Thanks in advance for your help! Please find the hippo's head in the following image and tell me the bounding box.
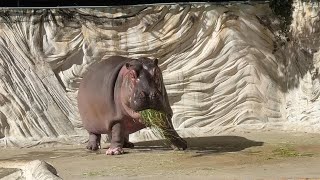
[123,57,166,112]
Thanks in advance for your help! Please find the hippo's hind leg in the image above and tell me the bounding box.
[86,132,101,151]
[123,134,134,148]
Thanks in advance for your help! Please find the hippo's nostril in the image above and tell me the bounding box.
[149,91,160,100]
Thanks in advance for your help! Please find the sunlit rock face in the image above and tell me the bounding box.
[283,1,320,132]
[0,2,319,147]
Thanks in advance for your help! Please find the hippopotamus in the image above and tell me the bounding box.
[77,56,187,155]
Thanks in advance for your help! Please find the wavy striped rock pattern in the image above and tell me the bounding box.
[283,1,320,132]
[0,2,319,147]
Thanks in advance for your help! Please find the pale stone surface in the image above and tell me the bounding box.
[0,160,61,180]
[0,2,319,147]
[283,1,320,132]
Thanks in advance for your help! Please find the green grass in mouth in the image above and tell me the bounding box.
[139,109,179,145]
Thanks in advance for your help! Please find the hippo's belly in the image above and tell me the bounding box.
[79,103,110,134]
[78,83,114,134]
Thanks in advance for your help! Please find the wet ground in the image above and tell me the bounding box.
[1,131,320,179]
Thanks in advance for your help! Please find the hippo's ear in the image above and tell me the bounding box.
[125,62,131,69]
[125,61,136,69]
[126,61,142,78]
[153,59,158,66]
[125,60,142,70]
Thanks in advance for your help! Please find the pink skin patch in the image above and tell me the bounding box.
[120,71,141,119]
[106,147,124,155]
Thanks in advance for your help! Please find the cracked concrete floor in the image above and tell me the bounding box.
[1,131,320,179]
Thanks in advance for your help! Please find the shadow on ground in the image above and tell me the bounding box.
[0,136,263,161]
[134,136,264,157]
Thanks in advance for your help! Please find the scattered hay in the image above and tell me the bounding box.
[272,146,314,157]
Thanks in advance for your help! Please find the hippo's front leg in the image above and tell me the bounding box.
[106,122,125,155]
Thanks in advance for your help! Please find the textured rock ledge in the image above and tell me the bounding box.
[0,160,61,180]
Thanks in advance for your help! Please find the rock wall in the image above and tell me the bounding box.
[0,1,319,147]
[283,1,320,132]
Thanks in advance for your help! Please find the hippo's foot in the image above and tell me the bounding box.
[123,141,134,148]
[169,137,188,151]
[106,147,124,155]
[86,141,100,151]
[86,133,101,151]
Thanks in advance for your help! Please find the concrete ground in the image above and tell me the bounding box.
[1,131,320,179]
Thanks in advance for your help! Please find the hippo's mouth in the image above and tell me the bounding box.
[133,106,150,112]
[132,102,163,112]
[131,95,164,113]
